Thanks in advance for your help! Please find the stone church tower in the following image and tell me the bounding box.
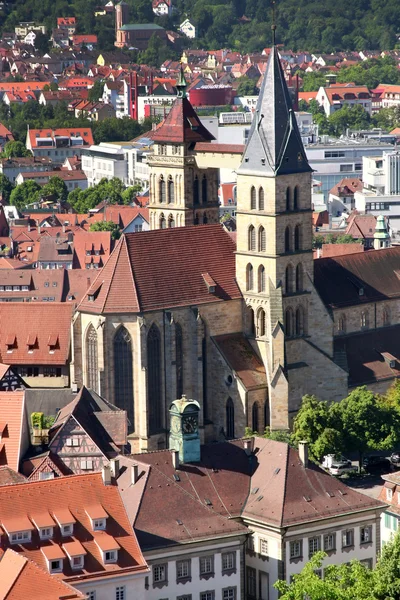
[147,69,220,229]
[236,46,347,427]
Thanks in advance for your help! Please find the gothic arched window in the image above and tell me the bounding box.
[226,397,235,439]
[168,214,175,228]
[248,225,256,251]
[258,226,266,252]
[147,324,162,434]
[294,225,301,251]
[257,308,266,337]
[264,398,270,429]
[202,175,208,203]
[258,187,265,210]
[258,265,265,292]
[203,213,208,224]
[159,213,166,229]
[361,311,369,329]
[193,175,200,205]
[296,263,303,292]
[285,308,294,337]
[293,186,299,210]
[285,264,293,294]
[175,323,183,399]
[383,307,390,326]
[168,176,174,203]
[338,314,346,333]
[250,186,256,210]
[246,263,254,291]
[285,226,291,252]
[114,326,134,431]
[86,324,98,393]
[252,402,259,433]
[295,307,304,336]
[247,305,255,336]
[194,214,199,225]
[286,187,291,211]
[159,176,166,203]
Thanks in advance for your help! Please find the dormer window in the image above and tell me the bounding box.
[6,334,16,353]
[53,508,76,537]
[27,334,37,353]
[63,540,87,570]
[50,559,63,573]
[62,523,73,536]
[39,527,53,540]
[72,555,84,569]
[105,550,117,562]
[86,504,108,531]
[10,530,31,544]
[94,518,106,530]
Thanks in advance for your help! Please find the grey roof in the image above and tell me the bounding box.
[25,388,76,419]
[238,46,312,177]
[120,23,164,31]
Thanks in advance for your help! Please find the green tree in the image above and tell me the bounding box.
[122,185,141,205]
[88,80,105,102]
[34,31,50,53]
[236,76,259,96]
[374,531,400,600]
[0,174,14,202]
[292,395,333,461]
[9,180,41,210]
[2,141,31,158]
[89,220,121,239]
[41,176,68,202]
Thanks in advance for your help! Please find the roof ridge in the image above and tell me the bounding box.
[279,442,290,528]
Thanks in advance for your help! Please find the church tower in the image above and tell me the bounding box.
[236,45,314,429]
[147,68,220,230]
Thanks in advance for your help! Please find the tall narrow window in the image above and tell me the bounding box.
[250,186,256,210]
[286,187,291,211]
[114,327,134,431]
[86,324,98,393]
[202,336,208,420]
[147,324,162,434]
[257,308,266,336]
[168,214,175,228]
[285,308,293,337]
[258,187,265,210]
[258,265,265,292]
[296,263,303,292]
[159,213,166,229]
[285,264,293,294]
[203,213,208,224]
[159,176,166,203]
[252,402,259,433]
[361,311,369,329]
[247,306,255,336]
[295,307,304,336]
[167,176,174,203]
[246,264,254,291]
[248,225,256,251]
[258,226,266,252]
[294,186,299,210]
[264,398,270,429]
[338,314,346,333]
[226,398,235,439]
[202,175,208,203]
[383,308,390,326]
[193,176,199,205]
[175,323,183,399]
[294,225,301,251]
[285,226,291,252]
[194,214,199,225]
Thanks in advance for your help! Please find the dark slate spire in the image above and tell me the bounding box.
[238,46,312,177]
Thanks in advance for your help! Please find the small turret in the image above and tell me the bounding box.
[373,215,391,250]
[169,396,201,464]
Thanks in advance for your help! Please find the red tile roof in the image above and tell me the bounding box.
[151,97,215,143]
[329,177,363,197]
[0,392,25,471]
[0,473,148,582]
[315,243,365,259]
[0,465,26,486]
[72,35,98,45]
[78,225,241,314]
[345,213,377,240]
[0,549,85,600]
[195,142,244,154]
[214,334,267,390]
[0,304,72,365]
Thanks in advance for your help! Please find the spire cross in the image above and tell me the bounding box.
[271,0,277,46]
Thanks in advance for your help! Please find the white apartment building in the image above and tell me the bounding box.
[355,151,400,234]
[81,143,131,187]
[179,19,196,38]
[316,85,372,116]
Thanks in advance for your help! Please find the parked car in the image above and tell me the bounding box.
[329,459,357,476]
[322,454,350,469]
[363,455,391,473]
[390,451,400,466]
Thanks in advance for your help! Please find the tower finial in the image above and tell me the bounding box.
[271,0,276,46]
[176,64,187,99]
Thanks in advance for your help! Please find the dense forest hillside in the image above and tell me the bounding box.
[2,0,400,53]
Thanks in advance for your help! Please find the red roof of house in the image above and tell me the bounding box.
[0,549,85,600]
[345,213,377,239]
[315,243,365,259]
[0,391,25,471]
[72,35,98,45]
[0,82,50,93]
[151,97,215,143]
[0,304,72,365]
[329,177,363,197]
[57,17,77,26]
[72,230,112,269]
[0,466,26,486]
[195,142,244,154]
[0,123,13,139]
[298,91,318,102]
[0,473,148,583]
[78,224,241,314]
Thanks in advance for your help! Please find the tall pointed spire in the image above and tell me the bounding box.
[176,64,187,99]
[238,46,312,177]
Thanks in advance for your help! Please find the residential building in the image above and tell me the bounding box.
[0,363,26,391]
[0,156,53,184]
[380,84,400,109]
[73,100,115,121]
[152,0,172,16]
[0,303,72,388]
[15,170,88,192]
[179,19,196,38]
[316,84,372,116]
[37,237,74,270]
[81,142,133,186]
[0,123,14,150]
[0,471,149,600]
[328,177,363,215]
[26,128,94,164]
[378,471,400,545]
[102,81,126,118]
[14,22,46,40]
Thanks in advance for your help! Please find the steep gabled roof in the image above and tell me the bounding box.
[238,46,312,177]
[78,225,240,314]
[151,96,215,143]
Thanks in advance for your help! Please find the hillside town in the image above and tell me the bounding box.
[4,1,400,600]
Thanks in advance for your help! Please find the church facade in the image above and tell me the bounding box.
[72,49,348,452]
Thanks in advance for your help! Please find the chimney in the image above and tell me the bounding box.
[298,441,309,468]
[102,463,112,485]
[38,225,41,234]
[110,458,120,478]
[171,449,179,470]
[131,463,139,484]
[243,438,253,456]
[27,222,31,232]
[62,223,66,233]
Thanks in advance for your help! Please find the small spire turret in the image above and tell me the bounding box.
[176,65,187,99]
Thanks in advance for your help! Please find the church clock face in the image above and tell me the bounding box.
[182,416,198,434]
[171,416,181,434]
